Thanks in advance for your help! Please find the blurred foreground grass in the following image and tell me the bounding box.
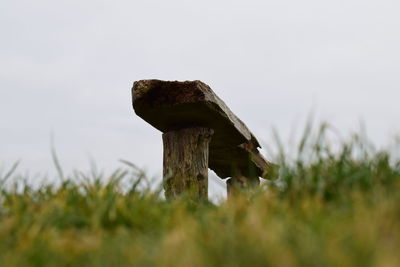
[0,124,399,267]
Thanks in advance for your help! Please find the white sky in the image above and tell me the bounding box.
[1,0,399,198]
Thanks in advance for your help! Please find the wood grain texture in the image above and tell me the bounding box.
[163,127,214,200]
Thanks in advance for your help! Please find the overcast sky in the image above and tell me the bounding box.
[1,0,399,198]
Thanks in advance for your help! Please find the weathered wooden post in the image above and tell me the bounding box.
[163,127,213,199]
[132,80,272,200]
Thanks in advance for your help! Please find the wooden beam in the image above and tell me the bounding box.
[132,80,272,179]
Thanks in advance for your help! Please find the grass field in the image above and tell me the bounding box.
[0,124,399,267]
